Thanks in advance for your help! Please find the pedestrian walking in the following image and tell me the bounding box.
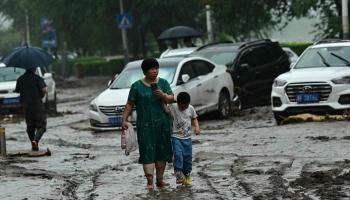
[121,58,174,190]
[15,67,48,151]
[169,92,200,186]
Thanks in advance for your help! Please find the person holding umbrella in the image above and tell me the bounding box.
[15,68,48,151]
[2,45,54,151]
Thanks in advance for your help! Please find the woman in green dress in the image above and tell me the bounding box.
[122,58,174,190]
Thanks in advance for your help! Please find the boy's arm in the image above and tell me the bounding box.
[192,118,200,135]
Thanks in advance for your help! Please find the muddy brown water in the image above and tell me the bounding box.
[1,77,350,199]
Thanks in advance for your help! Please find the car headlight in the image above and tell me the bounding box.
[331,76,350,84]
[273,79,287,87]
[89,103,98,111]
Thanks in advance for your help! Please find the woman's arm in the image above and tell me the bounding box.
[153,90,174,103]
[121,100,135,130]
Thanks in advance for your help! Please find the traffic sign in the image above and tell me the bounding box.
[116,13,133,29]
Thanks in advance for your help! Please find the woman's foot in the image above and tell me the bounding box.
[156,178,169,188]
[145,174,154,190]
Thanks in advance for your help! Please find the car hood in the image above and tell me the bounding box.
[278,67,350,82]
[0,81,16,91]
[93,88,130,106]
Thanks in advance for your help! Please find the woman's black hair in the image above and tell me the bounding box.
[177,92,191,104]
[141,58,159,73]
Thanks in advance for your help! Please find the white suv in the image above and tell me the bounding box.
[0,64,57,114]
[271,40,350,124]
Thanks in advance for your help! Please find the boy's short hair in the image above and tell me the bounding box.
[177,92,191,104]
[141,58,159,73]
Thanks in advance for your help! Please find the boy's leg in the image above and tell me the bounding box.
[172,137,185,184]
[182,138,193,185]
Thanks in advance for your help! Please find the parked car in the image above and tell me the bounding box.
[88,57,234,131]
[159,47,198,58]
[272,40,350,124]
[283,47,299,63]
[189,39,290,110]
[0,64,57,114]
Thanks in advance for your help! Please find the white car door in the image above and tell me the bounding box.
[191,60,217,109]
[172,61,200,107]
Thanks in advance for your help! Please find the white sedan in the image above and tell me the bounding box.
[0,63,57,114]
[88,57,234,131]
[272,41,350,124]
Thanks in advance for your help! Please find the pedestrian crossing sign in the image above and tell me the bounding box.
[117,14,133,29]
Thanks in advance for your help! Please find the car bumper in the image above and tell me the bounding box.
[88,109,137,131]
[271,83,350,115]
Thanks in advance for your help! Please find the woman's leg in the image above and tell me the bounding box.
[155,161,169,187]
[143,163,155,189]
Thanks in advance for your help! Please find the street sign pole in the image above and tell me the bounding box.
[342,0,349,39]
[119,0,129,64]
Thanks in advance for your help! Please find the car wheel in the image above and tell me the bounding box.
[274,112,288,125]
[218,91,230,119]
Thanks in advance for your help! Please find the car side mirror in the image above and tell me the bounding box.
[181,74,190,83]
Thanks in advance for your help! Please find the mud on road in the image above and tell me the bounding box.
[1,77,350,199]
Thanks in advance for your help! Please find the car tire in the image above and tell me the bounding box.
[274,112,288,125]
[218,91,231,119]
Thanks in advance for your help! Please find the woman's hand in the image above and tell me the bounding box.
[122,121,129,131]
[153,89,166,98]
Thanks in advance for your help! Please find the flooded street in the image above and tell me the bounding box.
[1,77,350,200]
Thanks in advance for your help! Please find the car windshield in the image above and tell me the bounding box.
[190,50,238,65]
[110,66,177,89]
[0,67,25,82]
[295,46,350,68]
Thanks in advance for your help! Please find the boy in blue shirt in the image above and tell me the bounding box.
[169,92,200,186]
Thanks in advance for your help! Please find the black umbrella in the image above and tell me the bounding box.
[2,46,54,69]
[157,26,202,40]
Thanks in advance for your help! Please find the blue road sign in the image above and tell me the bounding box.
[116,14,133,29]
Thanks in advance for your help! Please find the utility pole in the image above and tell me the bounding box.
[119,0,129,64]
[206,5,214,43]
[25,9,31,46]
[342,0,349,39]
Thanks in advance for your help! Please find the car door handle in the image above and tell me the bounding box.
[197,83,202,87]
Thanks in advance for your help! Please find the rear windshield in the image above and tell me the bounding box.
[110,66,176,89]
[0,67,25,82]
[190,50,238,65]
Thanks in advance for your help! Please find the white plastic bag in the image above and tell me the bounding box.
[122,122,138,156]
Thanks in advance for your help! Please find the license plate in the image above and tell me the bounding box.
[108,116,123,125]
[3,97,20,105]
[296,93,319,103]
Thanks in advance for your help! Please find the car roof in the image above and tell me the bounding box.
[124,57,183,70]
[311,41,350,48]
[194,39,275,52]
[160,47,198,58]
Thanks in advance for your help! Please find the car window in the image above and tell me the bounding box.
[252,46,273,66]
[239,49,255,67]
[295,46,350,68]
[110,66,176,89]
[0,67,25,82]
[179,62,196,80]
[192,60,214,76]
[270,45,285,61]
[190,50,238,65]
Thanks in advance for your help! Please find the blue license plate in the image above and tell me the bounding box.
[3,97,20,105]
[108,116,123,125]
[296,93,319,103]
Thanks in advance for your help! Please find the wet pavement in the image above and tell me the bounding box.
[1,77,350,199]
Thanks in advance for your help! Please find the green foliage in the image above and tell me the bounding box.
[0,29,21,56]
[280,42,313,55]
[51,57,124,77]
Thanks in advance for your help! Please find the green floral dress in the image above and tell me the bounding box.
[128,78,173,164]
